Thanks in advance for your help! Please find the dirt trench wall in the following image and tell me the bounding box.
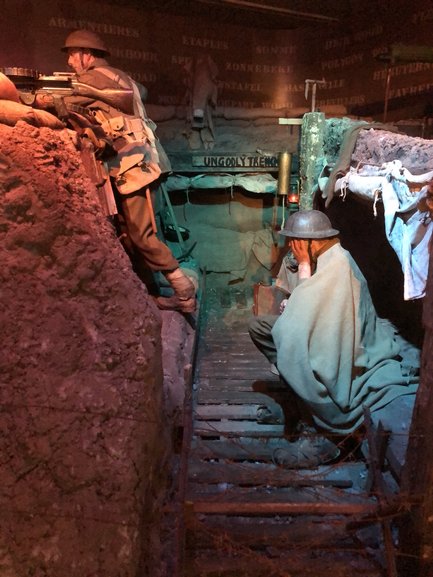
[0,122,168,576]
[321,119,428,345]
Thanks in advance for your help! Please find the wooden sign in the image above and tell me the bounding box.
[192,154,279,171]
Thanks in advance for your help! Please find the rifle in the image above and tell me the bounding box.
[79,136,118,217]
[1,67,120,216]
[0,67,134,118]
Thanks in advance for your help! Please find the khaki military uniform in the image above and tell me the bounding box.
[65,58,178,272]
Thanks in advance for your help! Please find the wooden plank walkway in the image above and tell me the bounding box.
[181,285,390,577]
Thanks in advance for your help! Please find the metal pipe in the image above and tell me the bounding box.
[383,65,392,123]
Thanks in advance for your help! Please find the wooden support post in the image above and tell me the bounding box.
[399,242,433,576]
[298,111,325,210]
[363,407,398,577]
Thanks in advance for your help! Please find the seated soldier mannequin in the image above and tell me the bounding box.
[249,210,419,467]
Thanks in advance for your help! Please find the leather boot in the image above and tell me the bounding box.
[155,295,196,313]
[272,435,340,469]
[158,268,197,313]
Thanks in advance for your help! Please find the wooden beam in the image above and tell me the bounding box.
[189,500,377,516]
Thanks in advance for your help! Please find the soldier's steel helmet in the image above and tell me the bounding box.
[280,210,339,239]
[62,30,110,56]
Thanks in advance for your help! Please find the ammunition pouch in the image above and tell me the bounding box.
[93,106,172,193]
[101,114,147,141]
[107,141,161,195]
[81,127,115,159]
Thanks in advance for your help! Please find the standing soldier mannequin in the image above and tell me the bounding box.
[60,29,196,313]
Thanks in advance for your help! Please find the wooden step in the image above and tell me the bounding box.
[196,390,290,405]
[186,513,362,548]
[197,378,283,392]
[198,365,277,380]
[194,403,284,424]
[185,549,382,577]
[190,437,300,461]
[194,420,285,438]
[188,459,365,489]
[187,496,378,516]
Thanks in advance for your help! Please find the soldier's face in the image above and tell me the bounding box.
[67,49,92,73]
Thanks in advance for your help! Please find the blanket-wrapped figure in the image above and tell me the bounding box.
[249,210,419,440]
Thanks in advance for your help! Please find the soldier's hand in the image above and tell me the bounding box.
[289,239,311,280]
[34,93,55,109]
[290,239,310,265]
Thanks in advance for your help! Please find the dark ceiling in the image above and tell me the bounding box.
[120,0,358,30]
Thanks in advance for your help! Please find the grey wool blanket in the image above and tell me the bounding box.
[271,244,418,434]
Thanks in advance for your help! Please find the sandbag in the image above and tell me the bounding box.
[171,198,274,232]
[0,72,19,102]
[0,99,64,129]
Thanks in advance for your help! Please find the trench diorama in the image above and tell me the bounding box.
[1,39,433,577]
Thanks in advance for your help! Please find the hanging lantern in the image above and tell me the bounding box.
[288,182,299,205]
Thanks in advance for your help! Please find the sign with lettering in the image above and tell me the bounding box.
[192,155,279,170]
[2,0,432,120]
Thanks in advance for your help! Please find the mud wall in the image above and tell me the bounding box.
[0,121,168,577]
[320,120,429,346]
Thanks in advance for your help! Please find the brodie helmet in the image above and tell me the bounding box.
[280,210,339,239]
[62,30,110,56]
